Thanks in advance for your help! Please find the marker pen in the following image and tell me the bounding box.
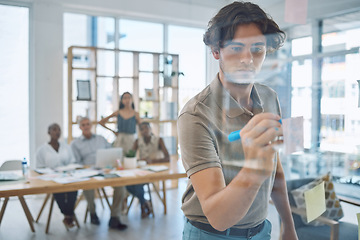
[228,119,282,142]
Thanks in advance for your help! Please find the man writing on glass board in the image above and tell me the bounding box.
[178,2,298,239]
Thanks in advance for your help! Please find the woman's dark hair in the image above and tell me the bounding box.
[204,1,286,53]
[48,123,60,133]
[119,92,135,109]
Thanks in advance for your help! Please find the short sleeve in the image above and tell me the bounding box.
[178,113,221,178]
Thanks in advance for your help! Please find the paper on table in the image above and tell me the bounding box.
[71,169,100,178]
[113,170,137,177]
[284,0,308,24]
[53,177,90,184]
[55,163,83,172]
[304,181,326,223]
[113,169,153,177]
[35,168,55,174]
[142,165,168,172]
[37,173,63,181]
[282,116,304,155]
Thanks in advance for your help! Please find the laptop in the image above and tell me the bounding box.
[95,148,123,168]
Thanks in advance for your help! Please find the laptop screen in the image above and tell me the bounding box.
[95,148,123,168]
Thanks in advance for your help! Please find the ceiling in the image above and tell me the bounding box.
[164,0,360,29]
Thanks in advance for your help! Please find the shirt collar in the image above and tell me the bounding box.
[210,74,264,118]
[143,134,156,144]
[80,134,95,141]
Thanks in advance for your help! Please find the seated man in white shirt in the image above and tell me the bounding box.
[71,117,127,230]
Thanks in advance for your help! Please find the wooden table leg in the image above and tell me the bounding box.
[18,196,35,232]
[162,180,167,215]
[101,188,111,208]
[74,191,84,209]
[36,194,50,222]
[45,195,55,234]
[96,188,105,209]
[0,197,9,225]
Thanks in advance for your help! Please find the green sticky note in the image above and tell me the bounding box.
[357,213,360,240]
[304,181,326,223]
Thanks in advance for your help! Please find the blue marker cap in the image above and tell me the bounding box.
[228,130,241,142]
[228,119,282,142]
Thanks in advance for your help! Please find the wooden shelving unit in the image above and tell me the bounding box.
[67,46,179,161]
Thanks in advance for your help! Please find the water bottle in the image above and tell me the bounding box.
[22,157,29,180]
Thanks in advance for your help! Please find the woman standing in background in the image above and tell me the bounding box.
[98,92,141,156]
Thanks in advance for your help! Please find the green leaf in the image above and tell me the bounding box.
[125,149,136,158]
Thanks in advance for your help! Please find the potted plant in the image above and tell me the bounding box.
[124,150,137,169]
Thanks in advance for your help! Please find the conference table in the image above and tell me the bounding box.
[0,162,187,233]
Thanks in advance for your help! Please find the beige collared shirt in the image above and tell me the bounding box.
[138,134,164,160]
[178,75,281,229]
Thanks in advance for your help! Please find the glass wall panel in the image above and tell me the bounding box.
[291,59,312,149]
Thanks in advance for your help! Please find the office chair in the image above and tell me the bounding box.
[0,160,35,232]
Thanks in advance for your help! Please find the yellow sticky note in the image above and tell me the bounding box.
[357,213,360,240]
[304,181,326,223]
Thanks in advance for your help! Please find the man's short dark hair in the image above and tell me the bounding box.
[204,1,285,53]
[139,122,151,128]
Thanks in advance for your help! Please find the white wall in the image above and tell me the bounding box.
[31,0,64,166]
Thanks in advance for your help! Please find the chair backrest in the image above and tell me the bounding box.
[286,178,315,229]
[0,160,23,171]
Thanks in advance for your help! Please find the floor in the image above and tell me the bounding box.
[0,178,357,240]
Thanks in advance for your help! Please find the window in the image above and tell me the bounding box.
[168,25,206,110]
[291,37,312,56]
[63,13,116,141]
[119,19,163,52]
[291,59,312,149]
[0,5,29,165]
[64,14,207,143]
[322,11,360,53]
[320,53,360,152]
[287,11,360,179]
